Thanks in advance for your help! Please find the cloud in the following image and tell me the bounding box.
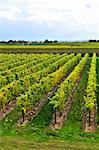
[0,0,99,40]
[0,6,22,21]
[0,0,98,22]
[85,4,92,8]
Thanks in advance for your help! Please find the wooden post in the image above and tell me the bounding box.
[82,108,87,131]
[54,108,57,124]
[22,109,25,123]
[89,107,96,131]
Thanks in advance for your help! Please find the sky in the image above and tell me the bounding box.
[0,0,99,41]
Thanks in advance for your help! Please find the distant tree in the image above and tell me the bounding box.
[89,40,97,42]
[49,40,52,43]
[8,40,15,44]
[44,39,58,43]
[44,39,50,43]
[0,41,7,44]
[54,40,58,43]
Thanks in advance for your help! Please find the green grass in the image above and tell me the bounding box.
[27,100,53,128]
[0,106,21,135]
[0,136,99,150]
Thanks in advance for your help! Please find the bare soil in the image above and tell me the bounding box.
[0,100,16,120]
[82,105,97,132]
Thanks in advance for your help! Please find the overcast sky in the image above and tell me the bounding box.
[0,0,99,41]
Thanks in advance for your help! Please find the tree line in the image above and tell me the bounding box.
[0,39,58,45]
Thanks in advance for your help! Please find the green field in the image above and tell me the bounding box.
[1,41,99,47]
[0,42,99,54]
[0,53,99,150]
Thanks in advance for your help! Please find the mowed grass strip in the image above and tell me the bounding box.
[0,136,99,150]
